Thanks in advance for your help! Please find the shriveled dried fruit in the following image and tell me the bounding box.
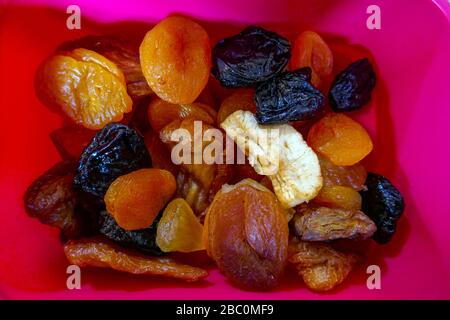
[319,155,367,191]
[104,168,176,230]
[360,173,404,244]
[50,126,96,160]
[99,210,162,256]
[307,113,373,166]
[288,238,358,291]
[313,185,362,210]
[176,170,210,215]
[64,237,207,281]
[140,16,211,104]
[221,110,322,208]
[144,130,178,176]
[329,58,376,112]
[212,26,291,87]
[74,123,152,199]
[290,31,333,87]
[37,48,132,129]
[291,205,376,241]
[205,179,288,291]
[255,68,325,124]
[58,35,152,99]
[217,89,257,124]
[156,198,205,253]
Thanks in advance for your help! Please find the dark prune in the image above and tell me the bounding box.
[329,58,376,112]
[99,211,163,256]
[23,161,96,239]
[360,172,404,244]
[73,123,151,199]
[212,26,291,87]
[255,68,325,124]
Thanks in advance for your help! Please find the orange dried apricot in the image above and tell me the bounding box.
[140,16,211,104]
[319,155,367,191]
[217,89,257,124]
[313,185,362,210]
[104,168,176,230]
[156,198,205,253]
[307,113,373,166]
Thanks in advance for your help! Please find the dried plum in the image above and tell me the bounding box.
[329,58,376,112]
[99,211,163,256]
[212,26,291,87]
[360,172,404,244]
[73,123,152,199]
[255,68,325,124]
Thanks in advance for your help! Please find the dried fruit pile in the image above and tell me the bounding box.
[24,17,404,292]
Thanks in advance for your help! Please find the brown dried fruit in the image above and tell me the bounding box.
[144,130,179,176]
[176,170,210,215]
[319,155,367,191]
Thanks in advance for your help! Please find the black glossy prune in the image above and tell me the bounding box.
[360,172,405,244]
[99,211,163,256]
[73,123,151,199]
[329,58,376,112]
[212,26,291,87]
[255,68,325,124]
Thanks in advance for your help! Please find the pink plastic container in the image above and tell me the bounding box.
[0,0,449,299]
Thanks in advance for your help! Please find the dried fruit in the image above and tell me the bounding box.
[221,110,322,208]
[313,185,362,210]
[217,89,257,124]
[329,58,376,112]
[288,238,358,291]
[104,168,176,230]
[148,98,216,132]
[205,179,288,291]
[212,26,291,87]
[58,35,152,99]
[127,96,152,135]
[37,48,132,129]
[74,123,152,199]
[291,205,376,241]
[290,31,333,87]
[50,126,96,160]
[307,113,373,166]
[255,68,325,124]
[144,130,178,176]
[156,198,205,252]
[176,170,210,215]
[64,237,207,281]
[360,173,404,244]
[319,155,367,191]
[140,16,211,104]
[99,210,162,256]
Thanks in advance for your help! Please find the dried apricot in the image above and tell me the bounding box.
[319,155,367,191]
[144,130,178,176]
[50,126,96,160]
[104,168,176,230]
[313,185,362,210]
[307,113,373,166]
[140,16,211,104]
[156,198,205,253]
[217,89,257,124]
[290,31,333,87]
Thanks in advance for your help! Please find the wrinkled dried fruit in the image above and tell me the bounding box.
[217,89,257,124]
[140,16,211,104]
[313,185,362,210]
[148,98,217,132]
[58,35,152,99]
[99,211,162,256]
[255,68,325,124]
[221,111,322,208]
[156,198,205,253]
[176,170,210,215]
[212,26,291,87]
[291,205,376,241]
[360,173,404,244]
[144,130,178,176]
[64,237,207,281]
[329,58,376,112]
[307,113,373,166]
[37,48,132,129]
[74,123,152,199]
[205,179,288,290]
[319,155,367,191]
[209,163,235,199]
[290,31,333,87]
[50,126,96,160]
[104,168,176,230]
[288,238,358,291]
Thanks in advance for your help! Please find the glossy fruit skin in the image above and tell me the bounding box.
[319,155,367,191]
[329,58,376,112]
[140,16,211,104]
[360,173,405,244]
[98,211,163,256]
[313,185,362,210]
[255,68,325,124]
[217,89,257,124]
[50,126,96,160]
[212,26,291,87]
[74,123,152,199]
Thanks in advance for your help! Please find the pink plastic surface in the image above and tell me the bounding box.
[0,0,449,299]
